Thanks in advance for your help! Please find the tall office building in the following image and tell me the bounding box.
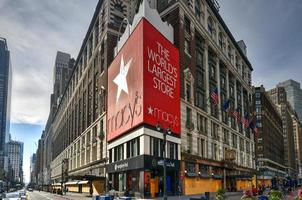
[40,52,75,186]
[254,86,285,186]
[277,80,302,123]
[52,51,75,108]
[0,37,12,172]
[30,153,37,185]
[269,87,297,178]
[7,139,24,183]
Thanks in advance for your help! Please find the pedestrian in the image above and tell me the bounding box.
[252,185,257,196]
[298,187,302,199]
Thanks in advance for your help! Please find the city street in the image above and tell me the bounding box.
[27,191,68,200]
[1,0,302,200]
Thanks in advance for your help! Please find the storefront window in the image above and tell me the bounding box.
[212,167,223,177]
[150,137,164,157]
[114,144,124,162]
[186,162,195,173]
[168,142,178,160]
[127,137,140,158]
[109,149,113,163]
[199,164,210,176]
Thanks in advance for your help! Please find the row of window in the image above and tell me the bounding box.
[186,127,251,154]
[186,105,250,138]
[109,137,140,163]
[185,1,252,85]
[108,136,179,163]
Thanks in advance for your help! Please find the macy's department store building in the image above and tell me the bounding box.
[105,1,181,198]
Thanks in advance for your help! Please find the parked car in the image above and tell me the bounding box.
[19,190,26,199]
[27,188,33,192]
[3,192,19,200]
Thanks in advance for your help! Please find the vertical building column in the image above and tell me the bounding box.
[204,42,212,158]
[216,57,221,121]
[226,69,230,127]
[216,56,223,161]
[90,131,93,162]
[234,80,238,132]
[204,42,210,114]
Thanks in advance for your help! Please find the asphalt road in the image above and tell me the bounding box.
[27,191,68,200]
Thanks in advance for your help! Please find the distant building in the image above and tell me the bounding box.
[42,51,75,186]
[289,107,302,183]
[52,51,75,108]
[30,154,37,184]
[269,87,297,178]
[254,86,286,186]
[0,37,12,172]
[7,139,24,183]
[277,80,302,124]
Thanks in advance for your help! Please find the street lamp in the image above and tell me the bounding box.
[156,123,171,200]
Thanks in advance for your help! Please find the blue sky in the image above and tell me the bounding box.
[10,123,43,183]
[1,0,302,183]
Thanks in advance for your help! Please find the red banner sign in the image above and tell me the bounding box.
[107,18,180,141]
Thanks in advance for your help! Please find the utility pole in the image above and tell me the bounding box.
[156,124,171,200]
[163,130,167,200]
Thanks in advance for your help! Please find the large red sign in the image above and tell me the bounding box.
[107,18,180,142]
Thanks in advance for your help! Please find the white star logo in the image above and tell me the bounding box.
[113,55,132,103]
[147,106,154,115]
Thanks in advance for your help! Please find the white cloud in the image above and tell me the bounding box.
[0,0,98,183]
[0,0,98,125]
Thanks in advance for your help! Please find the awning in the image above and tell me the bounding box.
[52,183,61,186]
[78,180,89,184]
[65,181,79,185]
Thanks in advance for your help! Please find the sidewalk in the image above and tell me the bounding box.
[57,191,243,200]
[52,191,243,200]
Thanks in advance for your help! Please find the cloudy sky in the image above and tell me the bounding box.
[0,0,98,183]
[1,0,302,183]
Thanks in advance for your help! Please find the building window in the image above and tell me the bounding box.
[168,142,178,159]
[211,122,219,140]
[195,0,201,19]
[255,100,261,105]
[246,141,250,153]
[186,162,195,173]
[232,133,237,148]
[196,70,204,88]
[187,133,193,153]
[184,17,191,55]
[207,16,215,37]
[197,113,207,134]
[221,76,226,89]
[199,164,210,176]
[223,128,229,144]
[158,0,168,11]
[197,138,205,157]
[109,149,113,163]
[212,143,218,160]
[150,137,163,157]
[196,91,205,110]
[114,144,124,162]
[255,93,260,98]
[218,32,224,49]
[186,107,192,125]
[240,138,244,151]
[210,65,216,79]
[127,137,140,158]
[186,82,192,103]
